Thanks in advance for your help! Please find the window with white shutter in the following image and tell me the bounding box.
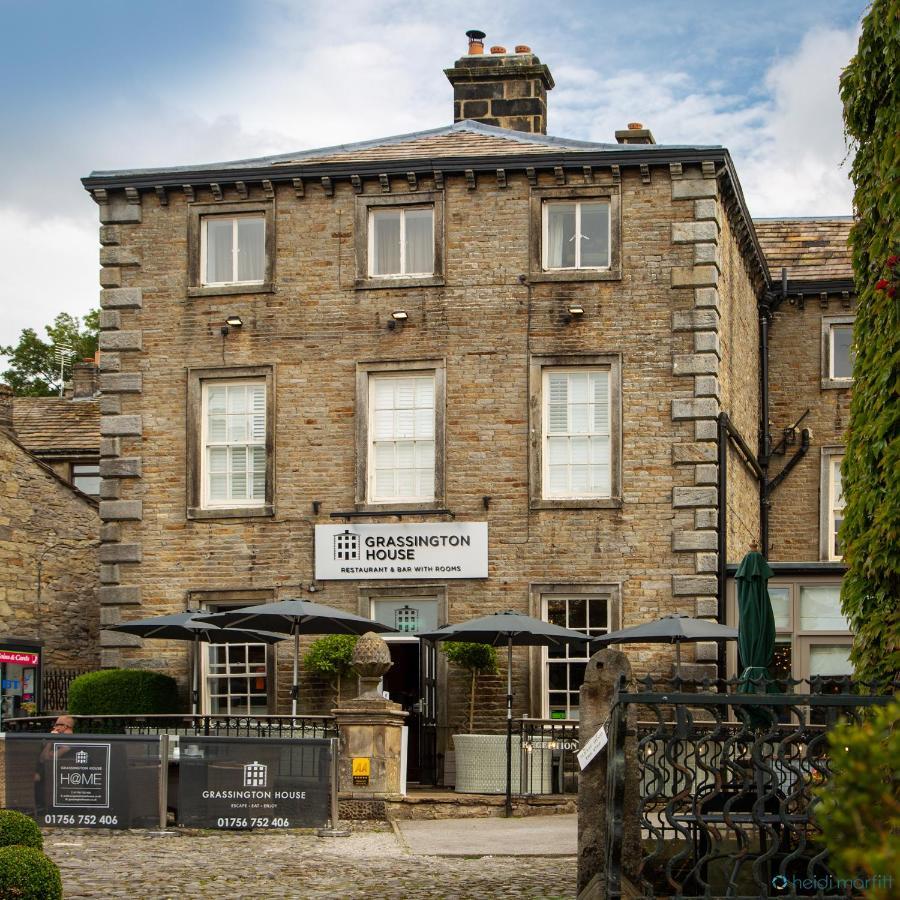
[368,374,435,503]
[202,381,267,508]
[201,215,266,285]
[543,368,611,498]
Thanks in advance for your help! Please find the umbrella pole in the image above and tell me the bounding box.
[505,637,513,818]
[192,633,199,716]
[675,641,682,678]
[291,623,299,718]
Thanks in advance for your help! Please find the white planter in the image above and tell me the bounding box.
[453,733,553,794]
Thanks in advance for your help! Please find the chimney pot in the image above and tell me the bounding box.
[490,45,506,54]
[466,29,485,55]
[515,45,531,53]
[628,122,643,130]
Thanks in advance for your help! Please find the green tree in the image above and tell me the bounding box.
[304,635,359,705]
[813,700,900,898]
[838,0,900,685]
[0,310,100,396]
[442,642,498,734]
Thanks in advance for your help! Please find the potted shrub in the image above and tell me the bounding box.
[304,635,359,708]
[0,846,63,900]
[441,641,553,795]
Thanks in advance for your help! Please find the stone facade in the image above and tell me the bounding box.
[0,386,100,670]
[80,44,853,770]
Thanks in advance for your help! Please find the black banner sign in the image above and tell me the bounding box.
[4,734,164,829]
[176,737,333,830]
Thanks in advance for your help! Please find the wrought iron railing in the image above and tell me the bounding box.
[605,675,897,899]
[515,718,580,795]
[40,668,91,713]
[3,713,337,739]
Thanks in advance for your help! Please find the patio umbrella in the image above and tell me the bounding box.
[593,614,739,677]
[735,549,777,727]
[417,610,591,817]
[196,599,396,716]
[109,611,287,714]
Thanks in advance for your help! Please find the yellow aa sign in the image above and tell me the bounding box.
[352,757,370,785]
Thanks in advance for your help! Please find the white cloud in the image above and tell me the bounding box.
[0,15,860,353]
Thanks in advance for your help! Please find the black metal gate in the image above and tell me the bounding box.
[604,676,894,899]
[418,640,438,785]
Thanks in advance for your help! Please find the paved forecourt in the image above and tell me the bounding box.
[45,823,578,899]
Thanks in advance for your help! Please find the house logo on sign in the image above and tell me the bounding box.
[75,751,89,764]
[334,530,360,561]
[243,761,267,788]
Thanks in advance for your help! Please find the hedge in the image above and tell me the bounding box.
[0,846,63,900]
[0,811,42,851]
[68,668,180,716]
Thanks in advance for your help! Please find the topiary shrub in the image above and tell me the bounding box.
[0,846,63,900]
[304,635,358,705]
[441,642,499,734]
[813,700,900,898]
[0,810,42,851]
[68,669,180,716]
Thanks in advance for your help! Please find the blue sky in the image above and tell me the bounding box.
[0,0,867,352]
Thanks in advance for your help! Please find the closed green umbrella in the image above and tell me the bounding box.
[735,549,776,727]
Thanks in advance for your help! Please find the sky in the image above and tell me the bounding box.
[0,0,867,356]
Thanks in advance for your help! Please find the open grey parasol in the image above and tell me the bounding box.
[593,613,738,676]
[197,599,396,716]
[108,611,287,714]
[417,610,590,816]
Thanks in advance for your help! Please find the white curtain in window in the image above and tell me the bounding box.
[831,326,854,378]
[799,586,848,631]
[237,218,265,282]
[545,370,610,497]
[205,382,266,506]
[404,208,434,274]
[546,203,575,268]
[373,211,401,275]
[206,218,234,283]
[371,375,434,501]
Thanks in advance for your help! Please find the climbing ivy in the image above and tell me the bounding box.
[838,0,900,685]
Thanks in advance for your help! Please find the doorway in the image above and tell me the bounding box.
[370,597,441,785]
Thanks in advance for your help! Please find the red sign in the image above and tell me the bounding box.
[0,650,39,666]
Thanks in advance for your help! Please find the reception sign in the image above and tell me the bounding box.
[4,734,166,828]
[315,523,488,580]
[177,737,334,829]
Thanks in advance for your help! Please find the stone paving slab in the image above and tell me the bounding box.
[395,813,578,856]
[43,824,578,899]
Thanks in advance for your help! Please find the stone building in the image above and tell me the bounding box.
[0,384,100,723]
[12,361,101,497]
[79,36,853,781]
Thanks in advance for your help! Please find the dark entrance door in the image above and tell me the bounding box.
[383,641,438,785]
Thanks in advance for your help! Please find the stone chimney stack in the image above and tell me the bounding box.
[72,360,99,399]
[0,384,14,436]
[615,122,656,145]
[445,31,554,134]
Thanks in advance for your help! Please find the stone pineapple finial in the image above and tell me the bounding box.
[352,631,393,699]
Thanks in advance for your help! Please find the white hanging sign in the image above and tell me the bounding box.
[576,724,609,770]
[315,523,488,580]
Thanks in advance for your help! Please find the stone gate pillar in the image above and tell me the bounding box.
[332,632,408,816]
[577,647,641,898]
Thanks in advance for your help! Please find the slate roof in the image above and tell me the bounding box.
[12,397,100,455]
[753,217,854,282]
[87,121,718,179]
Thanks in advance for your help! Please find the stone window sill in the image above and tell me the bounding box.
[530,497,623,511]
[188,283,275,298]
[528,270,621,284]
[355,275,444,291]
[820,378,853,391]
[187,504,275,521]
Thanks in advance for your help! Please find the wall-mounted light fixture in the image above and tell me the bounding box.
[221,315,244,336]
[564,304,585,324]
[387,310,409,330]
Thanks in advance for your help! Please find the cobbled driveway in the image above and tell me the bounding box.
[44,824,577,899]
